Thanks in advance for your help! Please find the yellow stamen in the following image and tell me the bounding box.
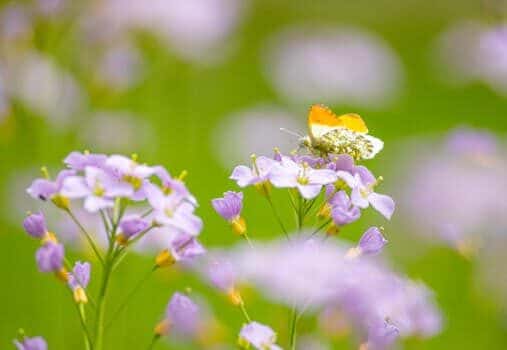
[178,170,188,181]
[51,195,69,210]
[55,267,69,282]
[226,287,243,306]
[40,166,50,179]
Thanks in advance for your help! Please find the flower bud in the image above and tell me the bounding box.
[156,249,176,268]
[51,194,70,210]
[23,212,47,238]
[154,320,171,336]
[231,217,247,236]
[73,286,88,304]
[227,288,243,306]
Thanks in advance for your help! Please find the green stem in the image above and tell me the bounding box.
[288,307,298,350]
[105,267,156,331]
[94,258,112,350]
[76,303,93,350]
[146,335,160,350]
[265,194,290,240]
[66,209,105,266]
[239,302,252,323]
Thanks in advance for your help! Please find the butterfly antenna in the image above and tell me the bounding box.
[279,128,303,139]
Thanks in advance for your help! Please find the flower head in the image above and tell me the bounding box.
[119,215,149,239]
[269,158,337,199]
[212,191,243,221]
[329,190,361,226]
[239,322,281,350]
[35,242,64,273]
[14,336,47,350]
[170,233,206,262]
[27,169,75,201]
[68,261,91,289]
[23,212,47,238]
[348,174,395,220]
[105,154,156,200]
[357,227,388,255]
[230,156,277,187]
[165,292,201,337]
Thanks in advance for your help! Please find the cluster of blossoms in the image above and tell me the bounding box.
[206,140,440,349]
[19,151,205,350]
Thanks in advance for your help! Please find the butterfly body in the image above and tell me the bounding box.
[301,105,383,160]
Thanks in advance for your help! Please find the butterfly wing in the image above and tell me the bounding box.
[308,104,368,140]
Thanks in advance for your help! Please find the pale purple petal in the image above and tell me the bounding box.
[27,179,58,200]
[307,169,338,185]
[61,176,90,198]
[351,186,369,208]
[14,336,47,350]
[358,227,388,255]
[23,212,47,238]
[297,184,323,199]
[239,321,279,349]
[84,196,114,213]
[64,151,107,171]
[369,192,395,220]
[269,165,298,188]
[36,242,64,272]
[211,191,243,221]
[166,292,200,337]
[119,215,149,238]
[230,165,255,187]
[335,171,356,187]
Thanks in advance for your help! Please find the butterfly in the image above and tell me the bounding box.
[299,104,384,160]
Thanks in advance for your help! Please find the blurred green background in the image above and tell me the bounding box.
[1,0,507,349]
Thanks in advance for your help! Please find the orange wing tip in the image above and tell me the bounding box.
[308,104,368,133]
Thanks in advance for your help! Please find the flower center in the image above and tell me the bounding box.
[123,174,143,190]
[297,175,309,185]
[93,183,105,197]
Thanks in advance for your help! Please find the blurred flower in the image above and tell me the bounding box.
[395,128,507,251]
[80,111,154,153]
[217,237,441,345]
[164,292,200,337]
[14,336,47,350]
[36,0,66,16]
[23,212,47,238]
[435,21,507,95]
[212,105,303,168]
[3,52,85,128]
[105,154,156,200]
[97,43,143,90]
[86,0,245,63]
[68,261,91,303]
[0,4,32,42]
[238,321,281,350]
[264,26,403,108]
[35,242,64,273]
[269,157,338,199]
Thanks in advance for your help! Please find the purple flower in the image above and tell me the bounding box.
[165,292,200,337]
[27,169,75,201]
[119,215,149,238]
[348,175,395,220]
[239,322,281,350]
[14,336,47,350]
[105,155,156,199]
[170,233,206,262]
[207,258,236,292]
[23,212,47,238]
[366,320,399,350]
[146,184,202,236]
[357,227,388,255]
[61,166,133,212]
[269,158,337,199]
[153,166,197,205]
[64,151,107,171]
[230,156,277,187]
[68,261,91,289]
[329,190,361,226]
[36,242,64,272]
[445,127,498,156]
[212,191,243,221]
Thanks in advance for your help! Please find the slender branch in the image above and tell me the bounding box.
[265,194,290,240]
[146,335,160,350]
[105,266,156,330]
[310,219,332,238]
[66,209,105,266]
[239,302,252,323]
[76,303,93,350]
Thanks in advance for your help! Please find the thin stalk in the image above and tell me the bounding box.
[310,219,332,237]
[76,303,93,350]
[66,209,105,266]
[105,267,156,330]
[243,232,254,248]
[239,302,252,323]
[146,335,160,350]
[265,194,290,240]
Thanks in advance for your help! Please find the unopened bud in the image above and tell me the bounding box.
[154,319,171,336]
[73,287,88,304]
[231,217,247,236]
[52,195,70,210]
[116,233,129,246]
[155,249,176,268]
[227,288,243,306]
[55,267,69,282]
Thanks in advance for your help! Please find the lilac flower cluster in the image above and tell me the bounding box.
[207,130,440,349]
[20,151,206,350]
